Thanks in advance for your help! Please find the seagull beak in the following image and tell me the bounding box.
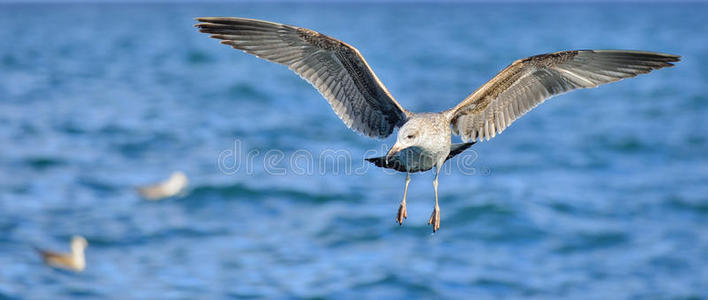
[385,144,403,164]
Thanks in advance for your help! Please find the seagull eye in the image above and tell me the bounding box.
[406,134,415,139]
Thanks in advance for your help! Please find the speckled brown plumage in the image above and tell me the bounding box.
[195,17,680,232]
[195,17,408,139]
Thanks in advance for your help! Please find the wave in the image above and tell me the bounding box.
[185,182,361,204]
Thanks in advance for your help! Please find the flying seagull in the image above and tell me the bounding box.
[36,235,88,272]
[195,17,679,232]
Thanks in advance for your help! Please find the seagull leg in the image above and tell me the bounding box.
[428,171,441,232]
[397,173,410,225]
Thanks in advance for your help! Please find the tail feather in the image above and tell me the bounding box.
[365,156,409,172]
[447,142,476,160]
[365,142,476,173]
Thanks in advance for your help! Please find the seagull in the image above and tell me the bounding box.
[195,17,679,232]
[137,171,188,200]
[36,235,88,272]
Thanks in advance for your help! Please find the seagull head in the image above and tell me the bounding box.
[386,120,425,164]
[71,236,88,253]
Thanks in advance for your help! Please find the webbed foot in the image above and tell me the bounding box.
[428,206,440,232]
[396,201,407,225]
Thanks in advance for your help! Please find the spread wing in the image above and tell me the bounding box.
[195,17,410,139]
[449,50,680,142]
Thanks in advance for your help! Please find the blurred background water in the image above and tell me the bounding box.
[0,2,707,299]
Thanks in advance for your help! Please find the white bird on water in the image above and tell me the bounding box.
[195,17,679,232]
[36,235,88,272]
[137,171,188,200]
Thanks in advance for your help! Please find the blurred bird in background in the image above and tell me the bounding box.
[36,236,88,272]
[136,171,189,200]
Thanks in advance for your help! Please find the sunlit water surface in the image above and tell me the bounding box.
[0,3,707,299]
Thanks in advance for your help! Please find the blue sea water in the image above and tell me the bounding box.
[0,2,707,299]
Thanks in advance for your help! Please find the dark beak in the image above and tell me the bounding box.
[385,144,403,165]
